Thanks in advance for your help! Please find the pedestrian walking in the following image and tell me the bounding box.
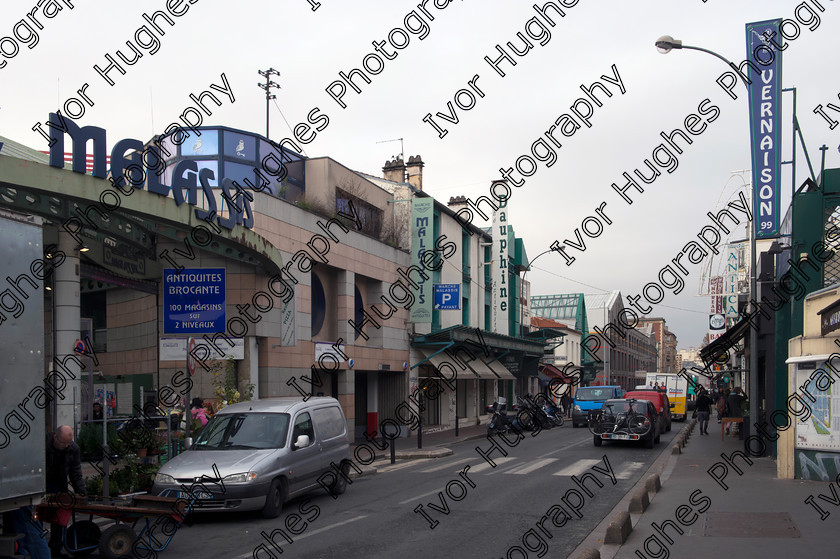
[725,387,746,436]
[716,388,729,424]
[695,388,713,435]
[560,392,572,418]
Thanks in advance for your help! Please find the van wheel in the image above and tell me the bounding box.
[331,461,350,495]
[262,478,285,519]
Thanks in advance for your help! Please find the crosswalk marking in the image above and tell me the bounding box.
[469,456,516,473]
[552,459,601,477]
[377,458,435,473]
[419,457,474,473]
[616,461,646,479]
[506,458,559,475]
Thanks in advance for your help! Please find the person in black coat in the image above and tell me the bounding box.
[695,388,714,435]
[46,426,86,556]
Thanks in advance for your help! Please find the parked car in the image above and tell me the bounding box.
[589,398,660,448]
[624,390,672,432]
[572,386,624,427]
[152,397,351,518]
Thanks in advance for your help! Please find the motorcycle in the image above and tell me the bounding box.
[541,401,565,427]
[488,402,514,435]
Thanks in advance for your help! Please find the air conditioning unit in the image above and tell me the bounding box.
[378,364,391,371]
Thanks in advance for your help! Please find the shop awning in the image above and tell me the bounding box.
[486,359,516,380]
[420,350,479,379]
[699,316,751,364]
[785,354,832,365]
[464,358,498,379]
[538,363,573,382]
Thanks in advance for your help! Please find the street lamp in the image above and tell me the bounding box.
[654,35,759,441]
[519,246,562,338]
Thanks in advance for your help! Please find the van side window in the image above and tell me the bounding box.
[292,412,315,444]
[312,406,346,440]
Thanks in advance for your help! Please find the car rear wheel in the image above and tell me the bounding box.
[593,436,602,447]
[645,434,655,448]
[262,478,286,519]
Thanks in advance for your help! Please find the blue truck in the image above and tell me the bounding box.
[571,386,625,427]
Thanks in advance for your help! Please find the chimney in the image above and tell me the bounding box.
[382,157,406,183]
[447,195,468,213]
[406,155,424,191]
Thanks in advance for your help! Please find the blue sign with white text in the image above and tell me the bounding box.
[163,268,225,333]
[434,284,460,310]
[746,19,782,239]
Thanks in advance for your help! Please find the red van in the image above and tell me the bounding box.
[624,390,672,432]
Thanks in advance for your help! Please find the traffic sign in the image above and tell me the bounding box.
[187,337,197,376]
[434,284,460,310]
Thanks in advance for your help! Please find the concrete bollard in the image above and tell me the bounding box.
[671,444,681,455]
[576,549,601,559]
[646,473,662,493]
[604,510,632,544]
[629,487,650,513]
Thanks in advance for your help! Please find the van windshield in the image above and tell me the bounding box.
[193,413,290,450]
[574,388,613,401]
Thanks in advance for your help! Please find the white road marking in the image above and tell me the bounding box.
[616,461,646,480]
[376,458,435,473]
[552,459,601,477]
[230,515,367,558]
[419,457,474,473]
[540,436,591,457]
[505,458,559,475]
[398,487,447,505]
[469,456,516,473]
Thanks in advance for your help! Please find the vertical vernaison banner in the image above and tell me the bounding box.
[746,18,782,239]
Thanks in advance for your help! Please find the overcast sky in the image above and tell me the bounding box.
[2,0,838,348]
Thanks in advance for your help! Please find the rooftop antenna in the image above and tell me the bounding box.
[257,68,281,138]
[377,137,406,181]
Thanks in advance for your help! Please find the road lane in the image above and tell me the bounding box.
[163,422,679,559]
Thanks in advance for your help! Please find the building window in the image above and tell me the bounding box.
[336,187,383,237]
[311,272,326,337]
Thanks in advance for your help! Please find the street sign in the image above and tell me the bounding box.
[163,268,226,333]
[187,337,197,376]
[434,284,460,310]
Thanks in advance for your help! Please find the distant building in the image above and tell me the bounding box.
[636,318,679,375]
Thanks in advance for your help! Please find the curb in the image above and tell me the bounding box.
[571,419,697,559]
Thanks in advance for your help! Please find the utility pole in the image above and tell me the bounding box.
[257,68,281,139]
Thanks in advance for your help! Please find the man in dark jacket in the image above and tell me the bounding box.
[46,425,86,557]
[695,389,714,435]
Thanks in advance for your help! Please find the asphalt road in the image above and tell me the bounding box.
[161,423,678,559]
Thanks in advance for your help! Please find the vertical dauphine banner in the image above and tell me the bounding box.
[411,198,434,322]
[746,19,782,239]
[492,201,509,335]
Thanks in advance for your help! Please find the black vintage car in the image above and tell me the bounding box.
[588,398,660,448]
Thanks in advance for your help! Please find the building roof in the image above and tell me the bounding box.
[531,316,569,329]
[0,135,50,164]
[583,291,622,328]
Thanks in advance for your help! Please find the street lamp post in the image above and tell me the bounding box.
[655,35,759,441]
[519,246,562,338]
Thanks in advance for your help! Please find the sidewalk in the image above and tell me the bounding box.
[604,421,837,558]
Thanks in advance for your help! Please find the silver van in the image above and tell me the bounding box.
[152,397,351,518]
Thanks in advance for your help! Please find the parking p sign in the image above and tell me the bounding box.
[434,284,460,310]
